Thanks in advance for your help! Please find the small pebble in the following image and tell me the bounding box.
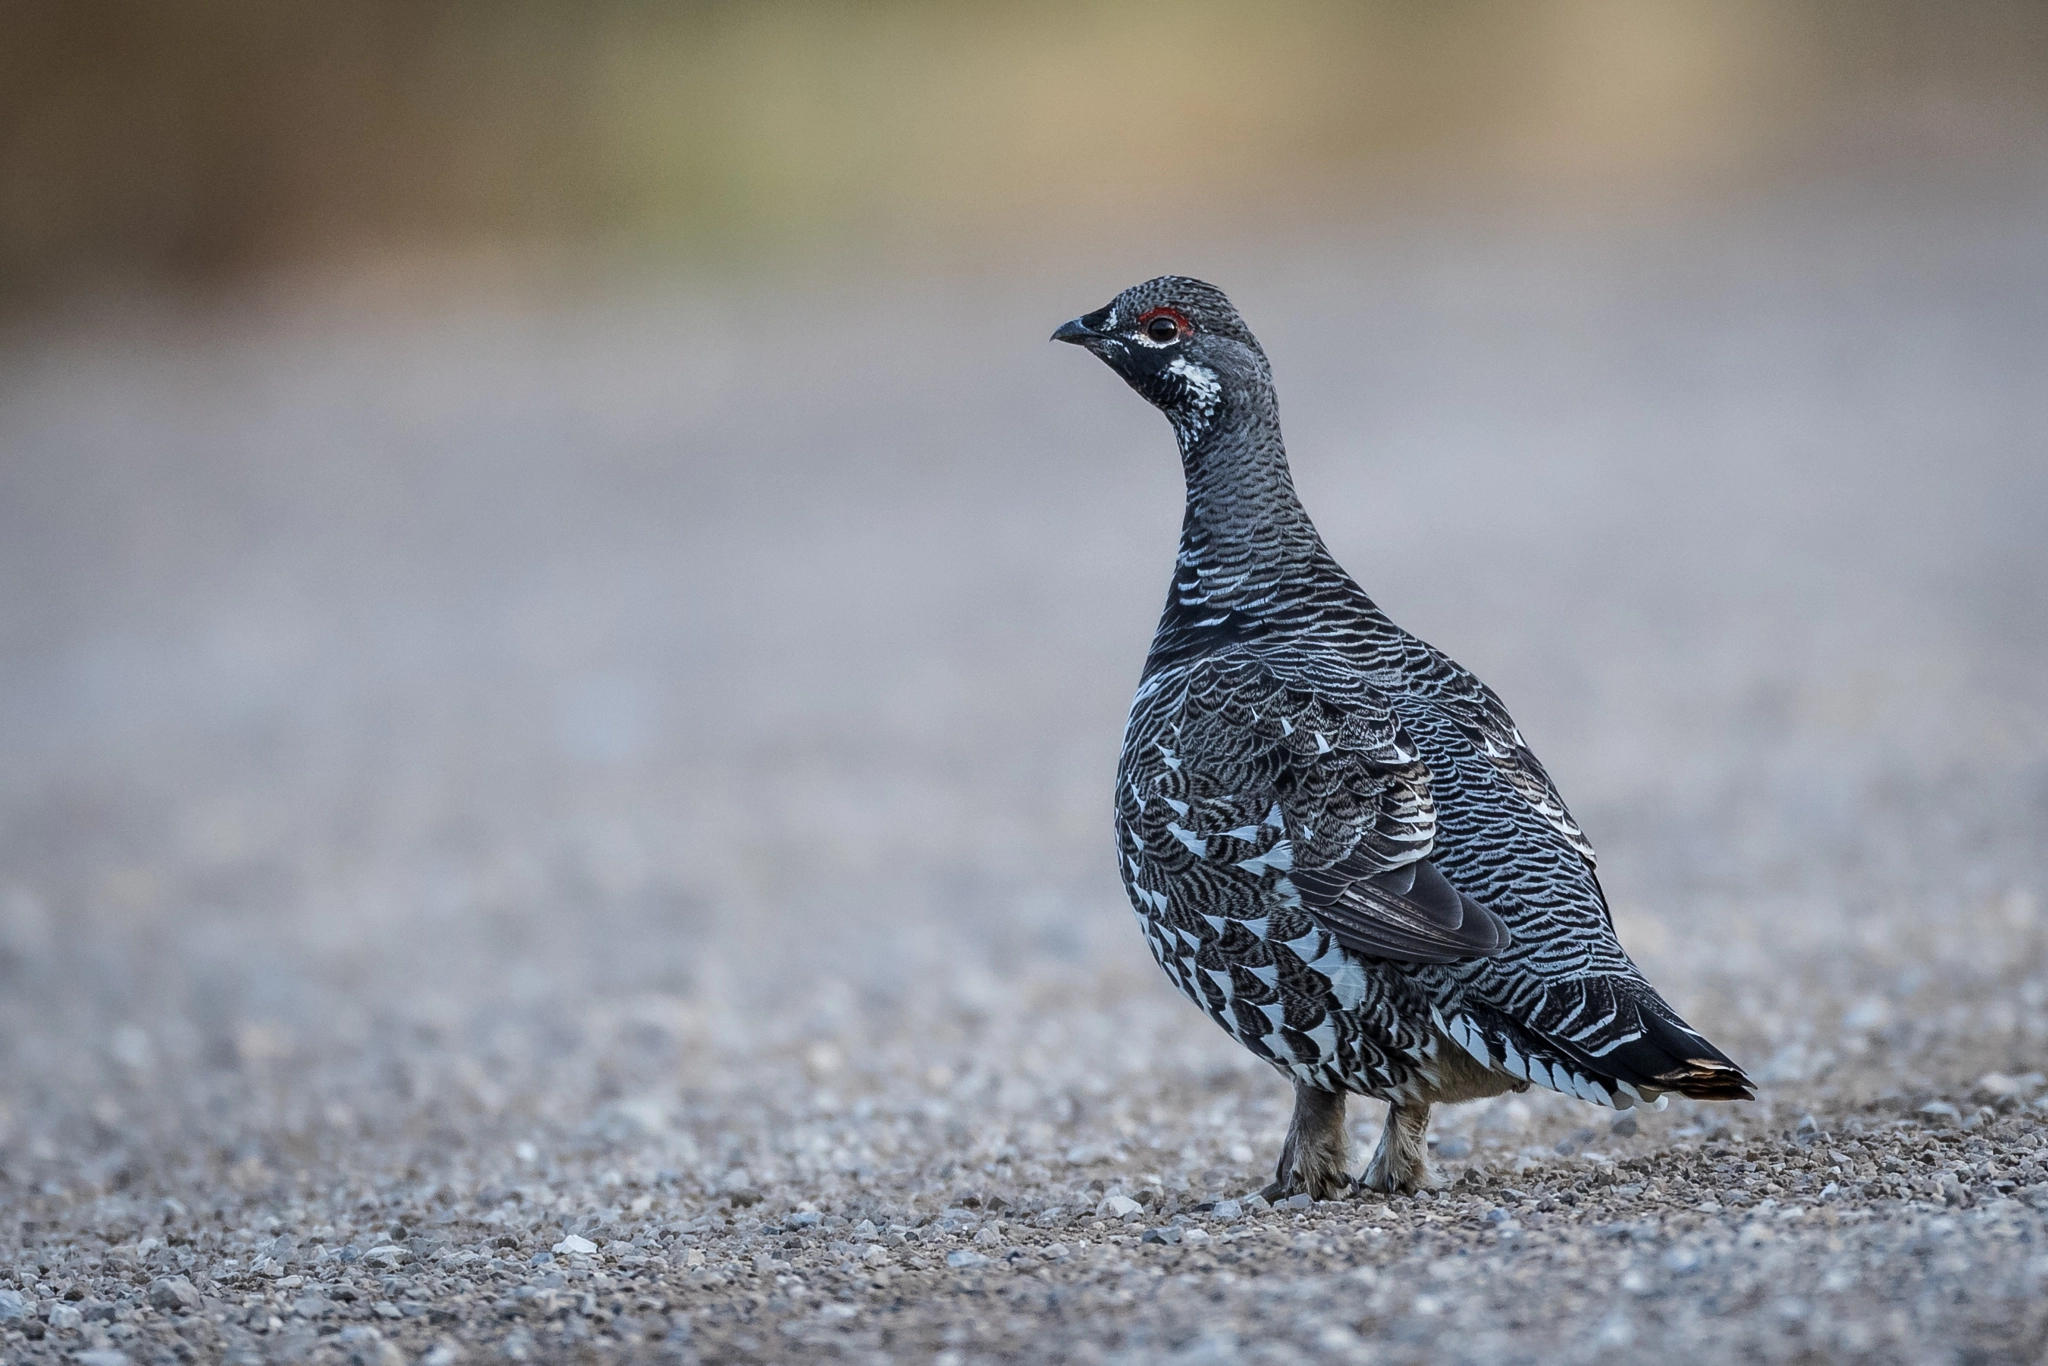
[144,1276,202,1313]
[1099,1195,1143,1220]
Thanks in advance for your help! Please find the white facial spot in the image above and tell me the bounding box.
[1165,357,1223,444]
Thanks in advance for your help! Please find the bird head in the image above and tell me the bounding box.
[1052,276,1268,445]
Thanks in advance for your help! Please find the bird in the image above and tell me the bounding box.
[1052,276,1751,1199]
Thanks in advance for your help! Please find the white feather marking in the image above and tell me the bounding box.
[1166,823,1208,858]
[1246,962,1279,990]
[1264,801,1285,829]
[1166,356,1221,409]
[1301,1019,1336,1062]
[1317,953,1367,1010]
[1281,927,1325,962]
[1235,840,1294,875]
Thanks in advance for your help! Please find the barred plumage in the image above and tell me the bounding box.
[1055,277,1750,1197]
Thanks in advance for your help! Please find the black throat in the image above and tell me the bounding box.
[1142,367,1332,676]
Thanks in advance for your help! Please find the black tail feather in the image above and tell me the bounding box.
[1454,989,1753,1105]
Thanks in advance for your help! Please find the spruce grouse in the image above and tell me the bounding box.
[1054,276,1750,1198]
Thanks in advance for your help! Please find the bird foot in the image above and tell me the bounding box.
[1358,1100,1436,1195]
[1263,1083,1354,1202]
[1258,1171,1357,1203]
[1356,1151,1434,1195]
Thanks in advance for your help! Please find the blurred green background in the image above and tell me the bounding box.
[6,0,2047,299]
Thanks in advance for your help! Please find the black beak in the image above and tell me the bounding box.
[1050,317,1097,345]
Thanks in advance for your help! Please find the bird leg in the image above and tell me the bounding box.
[1359,1101,1435,1194]
[1259,1083,1353,1202]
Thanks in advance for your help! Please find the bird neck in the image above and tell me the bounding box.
[1171,380,1324,612]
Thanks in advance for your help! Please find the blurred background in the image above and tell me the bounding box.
[1,0,2045,1205]
[7,0,2048,297]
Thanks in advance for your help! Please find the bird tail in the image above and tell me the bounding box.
[1438,985,1753,1110]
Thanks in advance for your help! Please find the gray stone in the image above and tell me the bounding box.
[0,1288,25,1320]
[1098,1194,1142,1220]
[145,1276,203,1312]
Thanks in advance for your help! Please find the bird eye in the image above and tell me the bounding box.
[1145,315,1180,343]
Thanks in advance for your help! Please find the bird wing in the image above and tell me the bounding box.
[1166,649,1511,964]
[1397,649,1599,868]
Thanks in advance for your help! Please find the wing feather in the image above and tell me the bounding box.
[1168,650,1510,965]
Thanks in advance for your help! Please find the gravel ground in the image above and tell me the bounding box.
[2,168,2047,1365]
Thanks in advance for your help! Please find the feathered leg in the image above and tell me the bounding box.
[1259,1083,1352,1202]
[1359,1101,1434,1194]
